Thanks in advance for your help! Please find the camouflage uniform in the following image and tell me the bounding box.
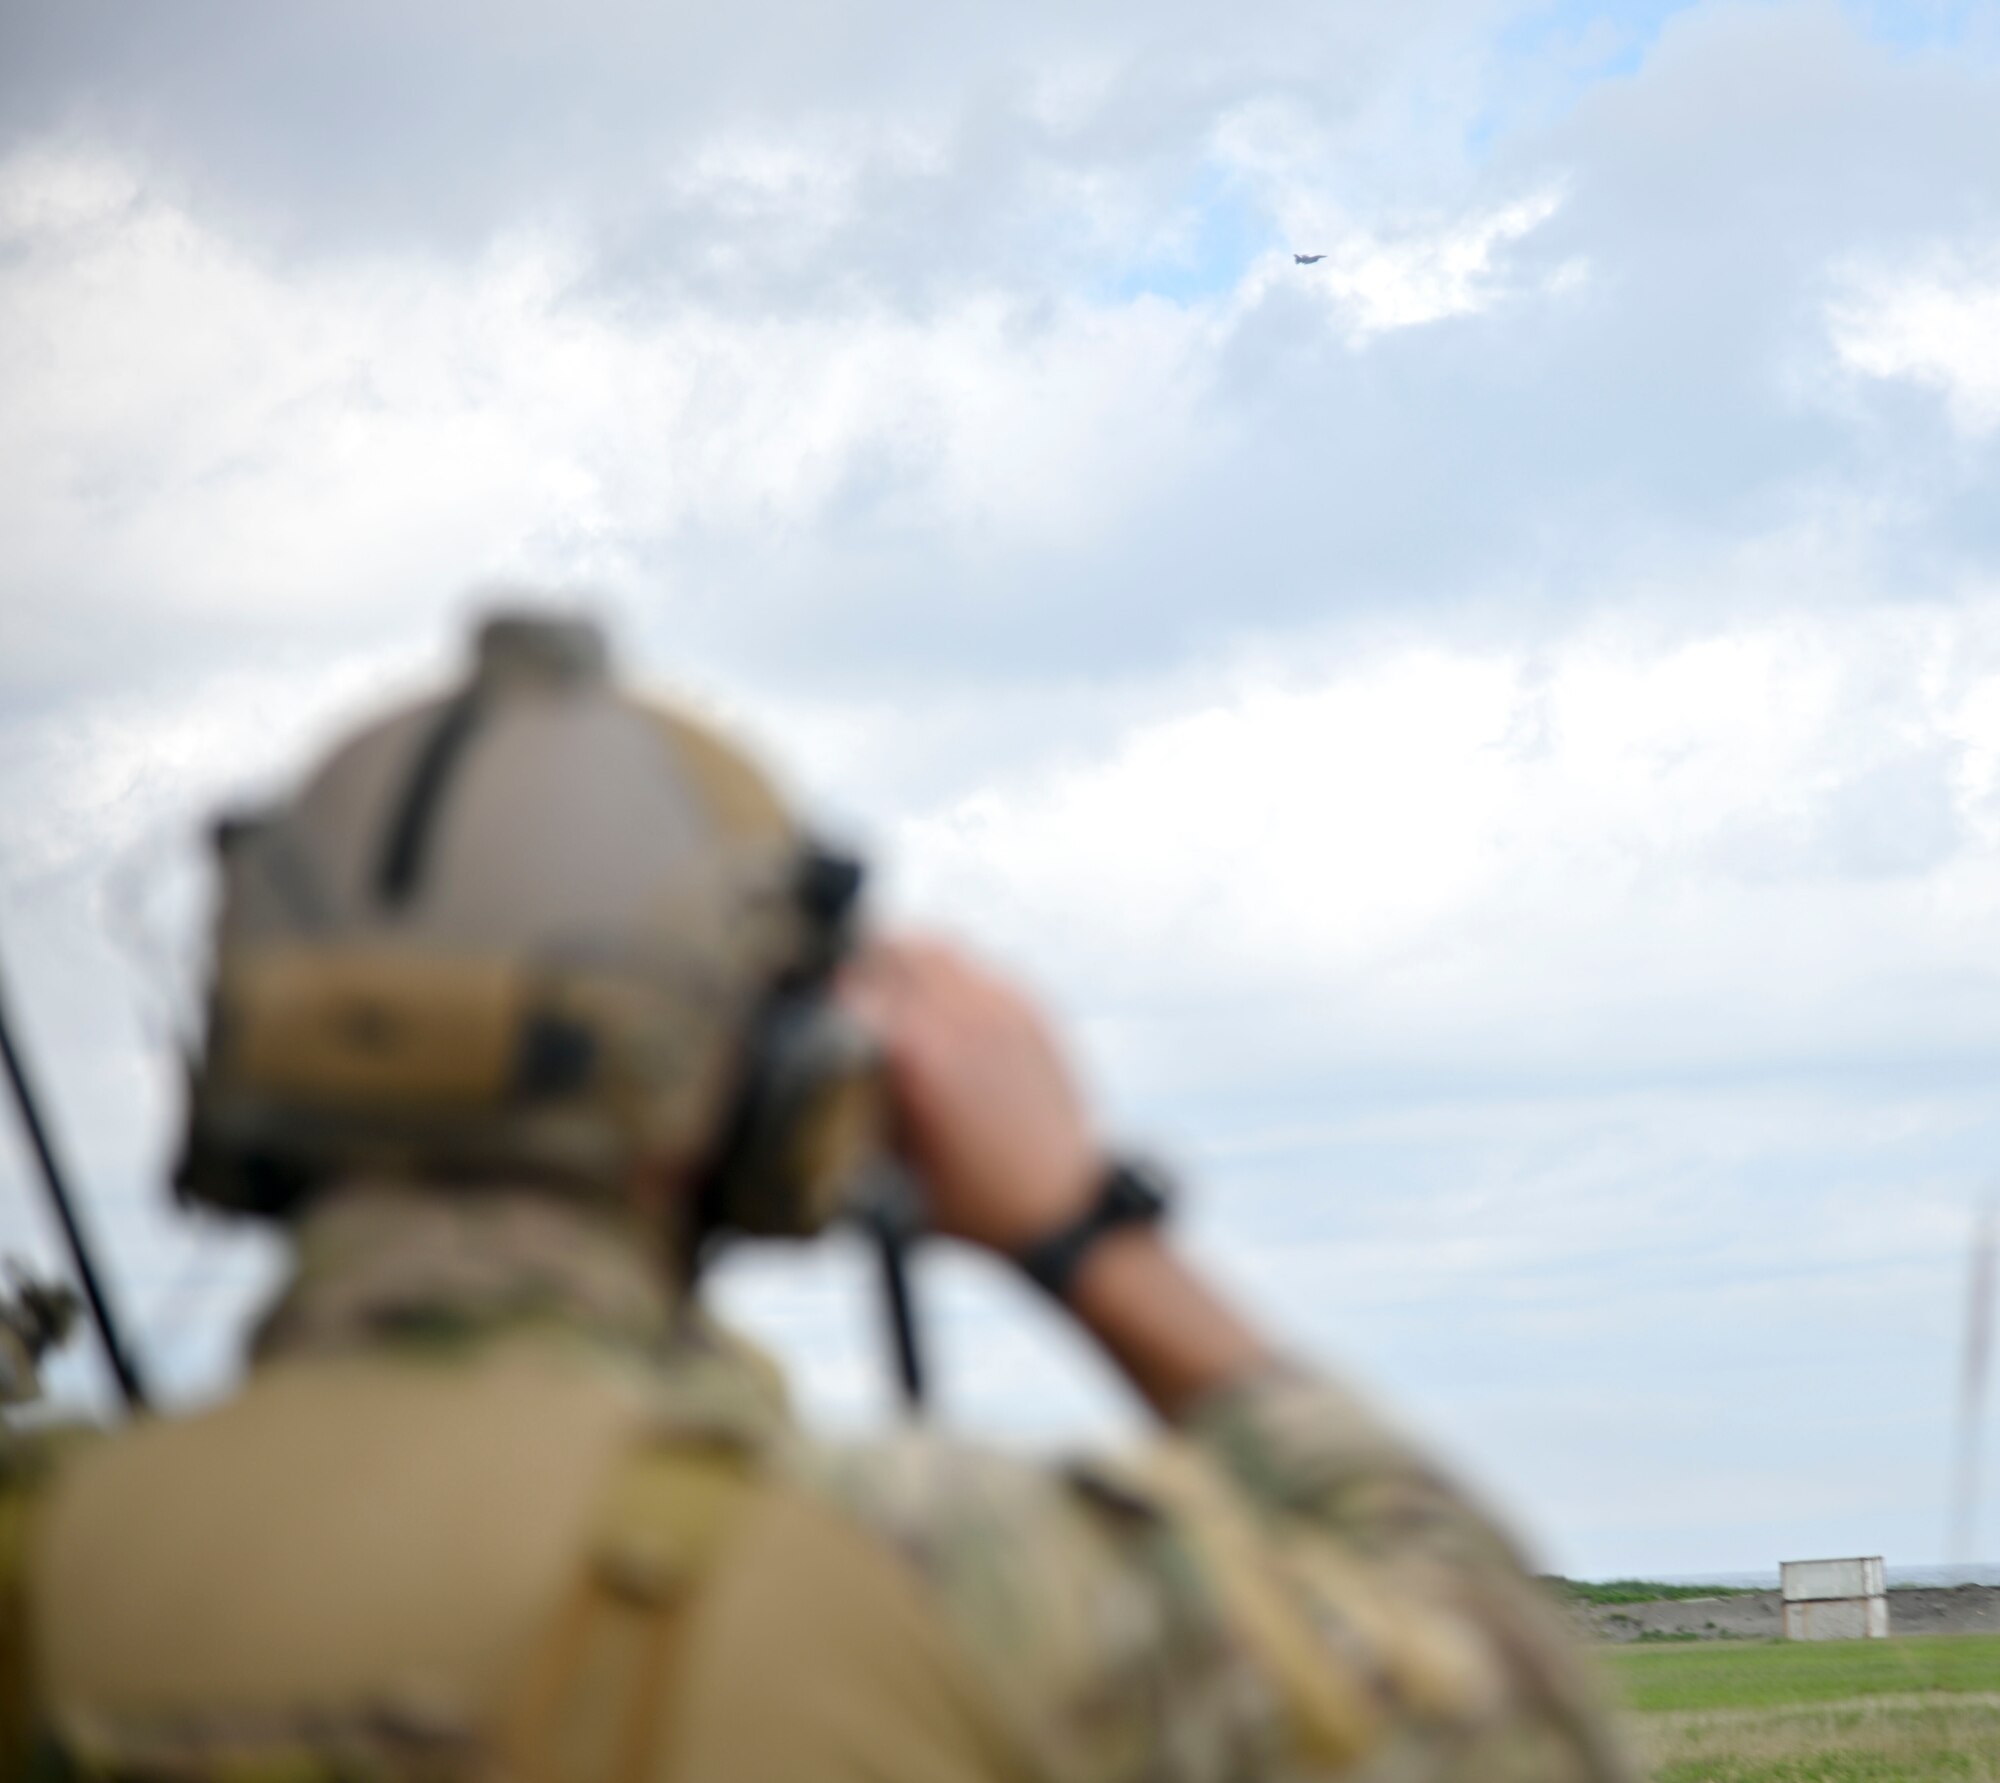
[0,615,1632,1779]
[1,1187,1630,1781]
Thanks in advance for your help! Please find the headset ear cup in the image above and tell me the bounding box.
[707,998,883,1236]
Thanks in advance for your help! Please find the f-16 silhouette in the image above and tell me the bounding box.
[1294,253,1327,264]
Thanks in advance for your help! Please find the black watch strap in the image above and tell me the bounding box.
[1014,1157,1172,1300]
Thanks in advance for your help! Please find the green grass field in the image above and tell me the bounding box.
[1605,1635,2000,1781]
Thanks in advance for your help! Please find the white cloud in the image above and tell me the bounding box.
[0,143,1221,664]
[1306,191,1568,338]
[886,597,2000,1090]
[1830,246,2000,433]
[1211,93,1569,337]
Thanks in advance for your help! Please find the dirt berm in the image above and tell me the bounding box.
[1564,1585,2000,1643]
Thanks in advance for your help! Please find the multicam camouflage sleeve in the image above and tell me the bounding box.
[1173,1368,1636,1781]
[805,1365,1635,1783]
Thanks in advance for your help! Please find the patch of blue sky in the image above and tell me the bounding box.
[1844,0,1983,52]
[1468,0,1985,162]
[1500,0,1706,79]
[1462,0,1706,159]
[1497,0,1975,73]
[1099,166,1274,308]
[1103,2,1988,303]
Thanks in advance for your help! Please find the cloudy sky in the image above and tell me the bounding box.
[6,0,2000,1579]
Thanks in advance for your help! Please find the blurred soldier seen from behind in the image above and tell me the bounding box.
[0,611,1631,1781]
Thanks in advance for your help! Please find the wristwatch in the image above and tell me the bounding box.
[1014,1156,1173,1300]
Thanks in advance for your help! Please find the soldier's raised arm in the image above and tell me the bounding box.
[835,936,1634,1783]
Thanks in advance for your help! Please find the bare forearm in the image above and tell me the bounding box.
[1065,1229,1269,1420]
[840,937,1274,1419]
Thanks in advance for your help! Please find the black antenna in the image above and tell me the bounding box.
[876,1222,926,1409]
[0,954,150,1412]
[857,1165,927,1411]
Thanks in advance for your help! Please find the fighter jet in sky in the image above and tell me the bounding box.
[1294,253,1327,264]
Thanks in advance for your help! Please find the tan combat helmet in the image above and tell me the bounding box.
[176,611,880,1238]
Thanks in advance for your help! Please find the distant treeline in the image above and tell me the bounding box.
[1540,1577,1757,1605]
